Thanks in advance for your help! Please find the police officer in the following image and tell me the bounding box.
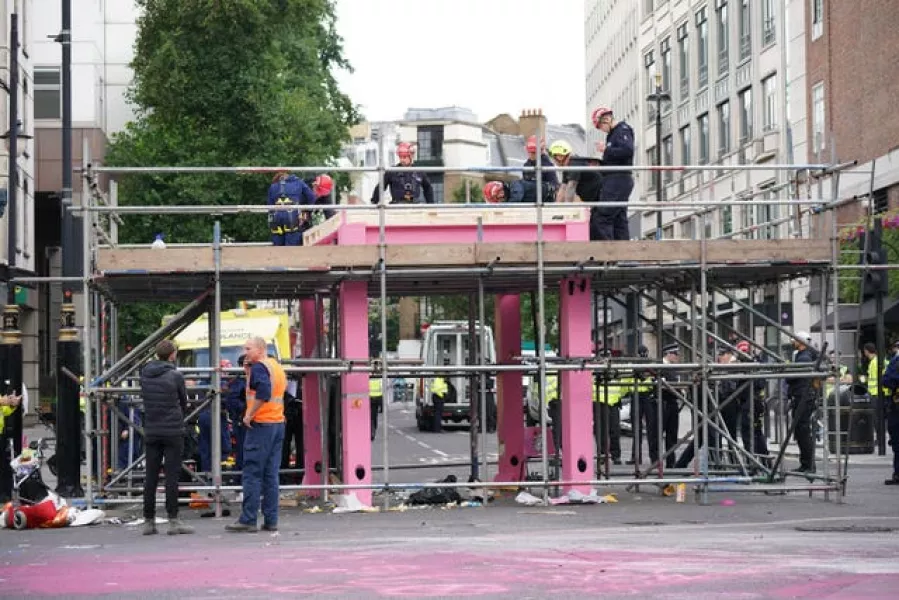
[523,136,558,186]
[736,340,769,461]
[268,170,315,246]
[369,377,383,441]
[429,377,451,433]
[655,344,681,469]
[0,392,23,503]
[631,345,660,465]
[224,356,248,471]
[788,331,818,474]
[545,374,562,453]
[879,340,899,485]
[591,106,635,241]
[862,343,888,410]
[594,369,622,465]
[371,142,435,204]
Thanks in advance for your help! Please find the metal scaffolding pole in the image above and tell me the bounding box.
[210,221,223,517]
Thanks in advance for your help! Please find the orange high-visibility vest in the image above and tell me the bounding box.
[246,357,287,423]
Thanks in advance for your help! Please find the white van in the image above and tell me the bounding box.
[415,321,496,431]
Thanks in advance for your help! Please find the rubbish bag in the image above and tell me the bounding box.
[407,475,462,505]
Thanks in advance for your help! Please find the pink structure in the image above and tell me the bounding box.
[304,208,594,503]
[300,299,323,496]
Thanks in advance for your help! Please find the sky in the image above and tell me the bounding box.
[333,0,586,126]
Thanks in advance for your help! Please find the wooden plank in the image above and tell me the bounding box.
[387,244,476,267]
[704,238,830,262]
[97,248,213,272]
[542,241,700,263]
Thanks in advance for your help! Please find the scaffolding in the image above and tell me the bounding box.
[25,141,887,513]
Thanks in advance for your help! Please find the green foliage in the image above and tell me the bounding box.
[837,213,899,303]
[425,292,560,350]
[108,0,359,348]
[450,181,483,204]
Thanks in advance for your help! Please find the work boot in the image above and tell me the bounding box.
[262,523,278,532]
[225,521,257,533]
[884,474,899,486]
[167,518,195,535]
[142,519,157,536]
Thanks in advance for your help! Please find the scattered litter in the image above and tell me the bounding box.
[515,491,542,506]
[407,475,462,506]
[547,489,617,505]
[332,493,378,514]
[675,483,687,503]
[304,505,323,514]
[124,517,169,527]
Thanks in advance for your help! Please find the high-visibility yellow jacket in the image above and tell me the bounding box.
[867,356,889,398]
[0,405,15,432]
[544,375,559,403]
[593,378,622,406]
[369,378,383,397]
[431,377,448,398]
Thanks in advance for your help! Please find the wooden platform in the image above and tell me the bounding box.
[94,239,832,303]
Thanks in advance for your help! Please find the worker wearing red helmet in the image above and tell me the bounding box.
[592,106,634,241]
[370,142,435,204]
[483,181,507,203]
[523,136,558,186]
[311,174,336,220]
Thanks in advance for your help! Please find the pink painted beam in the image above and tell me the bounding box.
[300,299,323,496]
[558,277,593,494]
[339,281,372,506]
[494,294,525,482]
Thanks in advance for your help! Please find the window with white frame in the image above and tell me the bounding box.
[812,82,825,154]
[661,37,672,94]
[35,67,62,120]
[762,74,777,132]
[680,125,692,165]
[812,0,824,40]
[716,0,729,76]
[738,0,751,60]
[738,87,753,142]
[698,113,710,164]
[762,0,776,45]
[718,101,731,156]
[677,23,690,100]
[696,8,709,88]
[663,135,674,183]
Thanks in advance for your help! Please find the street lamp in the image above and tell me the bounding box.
[646,72,671,241]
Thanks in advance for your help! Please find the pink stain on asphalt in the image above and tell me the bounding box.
[1,546,898,597]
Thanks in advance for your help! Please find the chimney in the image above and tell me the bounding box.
[518,108,547,142]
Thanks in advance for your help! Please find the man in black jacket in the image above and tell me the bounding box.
[788,332,818,473]
[140,340,194,536]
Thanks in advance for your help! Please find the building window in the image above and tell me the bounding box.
[680,125,692,165]
[873,188,888,214]
[430,174,445,204]
[698,113,710,164]
[696,8,709,88]
[739,0,751,60]
[647,146,657,191]
[35,67,62,120]
[738,87,753,142]
[416,125,444,161]
[682,219,695,240]
[812,0,824,40]
[644,0,655,17]
[716,0,729,76]
[661,38,672,94]
[757,183,778,239]
[644,50,656,95]
[812,82,825,154]
[718,101,731,157]
[722,204,733,235]
[762,0,776,45]
[663,135,674,183]
[677,23,690,100]
[762,74,777,132]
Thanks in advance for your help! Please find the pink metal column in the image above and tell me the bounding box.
[300,299,323,496]
[339,281,372,505]
[494,294,525,482]
[559,277,593,494]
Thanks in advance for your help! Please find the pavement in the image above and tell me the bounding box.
[2,402,899,598]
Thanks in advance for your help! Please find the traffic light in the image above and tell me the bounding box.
[859,218,888,299]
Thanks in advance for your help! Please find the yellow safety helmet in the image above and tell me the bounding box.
[549,140,573,157]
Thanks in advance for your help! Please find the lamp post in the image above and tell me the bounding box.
[646,72,671,241]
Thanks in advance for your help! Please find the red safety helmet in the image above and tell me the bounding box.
[526,135,544,154]
[591,106,613,128]
[736,340,751,354]
[312,174,334,197]
[483,181,505,203]
[396,142,415,158]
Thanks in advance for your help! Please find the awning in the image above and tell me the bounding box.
[811,297,899,332]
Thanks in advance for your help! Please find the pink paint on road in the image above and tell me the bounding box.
[3,545,897,598]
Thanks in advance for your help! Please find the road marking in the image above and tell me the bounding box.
[432,449,449,457]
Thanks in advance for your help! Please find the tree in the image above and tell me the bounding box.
[450,180,482,204]
[106,0,359,348]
